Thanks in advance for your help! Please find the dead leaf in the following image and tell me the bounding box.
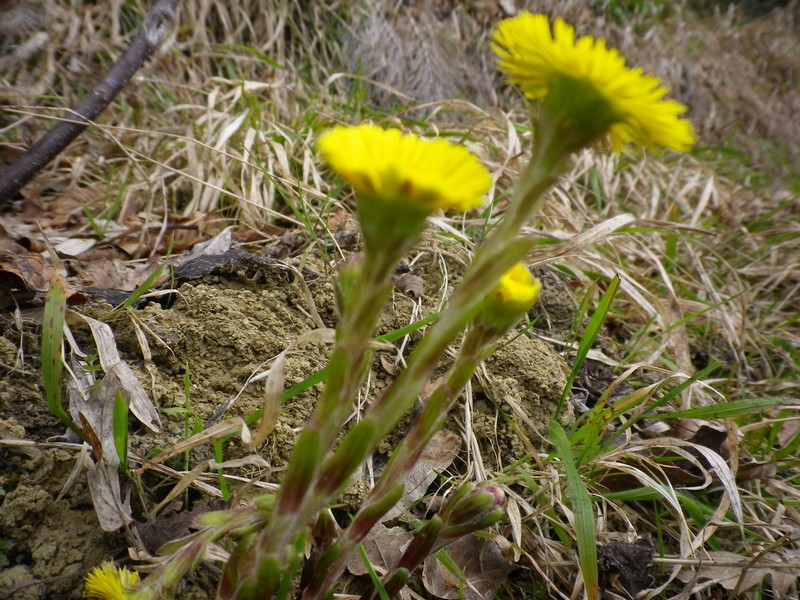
[422,535,514,599]
[675,550,800,596]
[136,499,228,554]
[77,313,161,431]
[504,497,522,561]
[143,419,253,467]
[56,312,160,532]
[383,429,462,521]
[67,355,134,531]
[86,460,134,531]
[136,502,195,554]
[180,225,233,262]
[345,522,413,577]
[380,353,399,376]
[54,237,96,256]
[65,256,158,291]
[326,206,350,231]
[0,252,55,291]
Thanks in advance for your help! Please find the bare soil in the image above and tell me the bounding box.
[0,247,573,598]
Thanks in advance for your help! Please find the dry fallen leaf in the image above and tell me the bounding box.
[675,550,800,596]
[344,522,413,577]
[57,312,160,531]
[383,428,462,521]
[422,535,514,600]
[0,250,53,287]
[77,313,161,431]
[598,537,655,598]
[66,356,134,531]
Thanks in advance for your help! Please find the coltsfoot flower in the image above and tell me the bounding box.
[475,262,541,334]
[492,12,695,152]
[317,124,491,211]
[84,562,139,599]
[493,262,542,313]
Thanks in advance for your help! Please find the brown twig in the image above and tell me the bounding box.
[0,0,179,204]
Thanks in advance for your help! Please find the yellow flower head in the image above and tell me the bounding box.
[475,263,541,334]
[492,12,695,152]
[85,562,139,600]
[494,263,541,311]
[317,124,491,211]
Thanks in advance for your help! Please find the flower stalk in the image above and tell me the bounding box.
[300,265,539,596]
[360,483,506,600]
[218,126,495,597]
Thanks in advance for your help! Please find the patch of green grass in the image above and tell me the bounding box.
[595,0,676,29]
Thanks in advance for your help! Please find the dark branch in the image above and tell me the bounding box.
[0,0,178,204]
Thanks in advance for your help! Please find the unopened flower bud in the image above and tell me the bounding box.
[440,484,506,539]
[474,263,541,335]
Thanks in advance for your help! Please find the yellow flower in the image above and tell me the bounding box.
[473,263,540,336]
[85,562,139,599]
[494,263,541,312]
[317,124,491,211]
[492,12,695,152]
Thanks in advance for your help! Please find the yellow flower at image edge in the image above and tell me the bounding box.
[492,12,695,152]
[317,124,492,211]
[494,263,541,312]
[85,562,139,600]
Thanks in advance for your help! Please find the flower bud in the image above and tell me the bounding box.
[440,483,506,539]
[474,263,541,336]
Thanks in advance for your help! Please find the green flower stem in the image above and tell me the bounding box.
[227,116,575,598]
[310,241,527,489]
[301,326,496,598]
[373,516,444,600]
[298,121,576,599]
[305,113,576,510]
[272,235,530,586]
[226,251,403,597]
[488,107,578,247]
[266,202,430,529]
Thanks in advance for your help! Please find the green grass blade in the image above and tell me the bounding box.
[182,367,191,471]
[112,391,130,475]
[607,362,720,445]
[557,275,620,416]
[377,310,440,343]
[660,397,792,420]
[435,548,466,599]
[550,420,598,600]
[213,439,230,501]
[358,544,391,600]
[42,276,88,442]
[227,43,283,70]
